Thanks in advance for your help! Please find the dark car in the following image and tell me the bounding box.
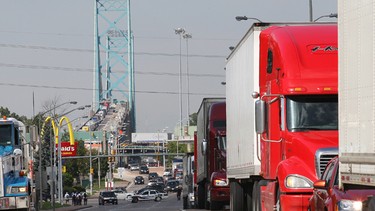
[165,180,179,192]
[98,191,118,205]
[308,156,375,211]
[139,165,149,174]
[134,176,145,185]
[148,172,159,180]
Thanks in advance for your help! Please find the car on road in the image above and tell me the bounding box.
[139,165,149,174]
[130,189,167,203]
[113,189,134,200]
[148,172,159,180]
[308,156,375,211]
[165,180,179,193]
[98,191,118,205]
[130,163,140,171]
[134,176,145,185]
[140,183,166,193]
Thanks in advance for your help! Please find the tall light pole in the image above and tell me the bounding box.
[183,33,192,131]
[309,0,313,22]
[174,27,185,155]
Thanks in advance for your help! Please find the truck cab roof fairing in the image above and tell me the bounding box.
[259,24,338,95]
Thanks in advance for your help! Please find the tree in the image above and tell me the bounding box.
[189,113,197,126]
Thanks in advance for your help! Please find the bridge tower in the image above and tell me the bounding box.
[93,0,135,132]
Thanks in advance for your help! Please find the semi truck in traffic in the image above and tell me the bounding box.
[225,23,338,210]
[336,0,375,209]
[0,117,33,210]
[194,98,229,210]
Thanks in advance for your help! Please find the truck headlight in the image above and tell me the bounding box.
[338,200,362,211]
[8,186,27,193]
[213,179,228,187]
[285,175,312,188]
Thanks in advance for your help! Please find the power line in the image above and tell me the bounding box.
[0,62,225,78]
[0,43,226,58]
[0,82,224,96]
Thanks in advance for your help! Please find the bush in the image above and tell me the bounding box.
[73,185,86,193]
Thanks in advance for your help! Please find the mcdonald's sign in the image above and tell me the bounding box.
[41,116,77,157]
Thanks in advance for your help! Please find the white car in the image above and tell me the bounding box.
[130,164,139,171]
[130,189,167,203]
[113,189,134,200]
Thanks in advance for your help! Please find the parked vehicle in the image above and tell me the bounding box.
[134,176,144,185]
[113,189,134,200]
[308,157,375,210]
[194,99,228,210]
[98,191,118,205]
[130,189,164,203]
[225,23,338,210]
[139,165,149,174]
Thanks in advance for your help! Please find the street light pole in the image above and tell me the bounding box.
[175,27,185,156]
[183,33,192,131]
[56,105,90,204]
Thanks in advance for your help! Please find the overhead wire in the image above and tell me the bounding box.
[0,82,224,96]
[0,62,225,78]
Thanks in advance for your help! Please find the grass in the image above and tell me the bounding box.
[41,201,70,210]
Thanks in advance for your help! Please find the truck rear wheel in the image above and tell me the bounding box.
[230,180,244,211]
[197,183,205,209]
[210,201,222,210]
[252,181,259,211]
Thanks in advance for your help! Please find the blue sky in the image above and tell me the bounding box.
[0,0,337,132]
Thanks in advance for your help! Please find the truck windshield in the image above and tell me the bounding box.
[286,95,338,131]
[0,125,12,146]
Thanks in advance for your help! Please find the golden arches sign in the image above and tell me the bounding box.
[40,116,75,145]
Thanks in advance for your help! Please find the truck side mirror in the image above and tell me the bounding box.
[202,139,207,155]
[255,100,266,134]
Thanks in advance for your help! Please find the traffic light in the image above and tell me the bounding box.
[90,168,94,174]
[62,165,66,173]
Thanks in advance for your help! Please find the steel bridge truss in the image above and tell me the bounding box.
[94,0,135,131]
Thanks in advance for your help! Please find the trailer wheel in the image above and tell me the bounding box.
[210,201,222,210]
[197,183,205,209]
[183,196,188,209]
[252,181,259,211]
[230,180,244,211]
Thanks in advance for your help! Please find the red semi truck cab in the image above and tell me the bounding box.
[195,99,229,210]
[255,24,338,210]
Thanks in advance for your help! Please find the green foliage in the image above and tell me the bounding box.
[189,113,197,126]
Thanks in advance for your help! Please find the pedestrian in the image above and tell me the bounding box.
[83,192,88,205]
[64,192,70,204]
[72,193,76,206]
[176,186,182,200]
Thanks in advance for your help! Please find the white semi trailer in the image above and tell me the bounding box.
[338,0,375,208]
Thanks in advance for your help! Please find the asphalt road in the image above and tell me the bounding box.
[81,166,183,211]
